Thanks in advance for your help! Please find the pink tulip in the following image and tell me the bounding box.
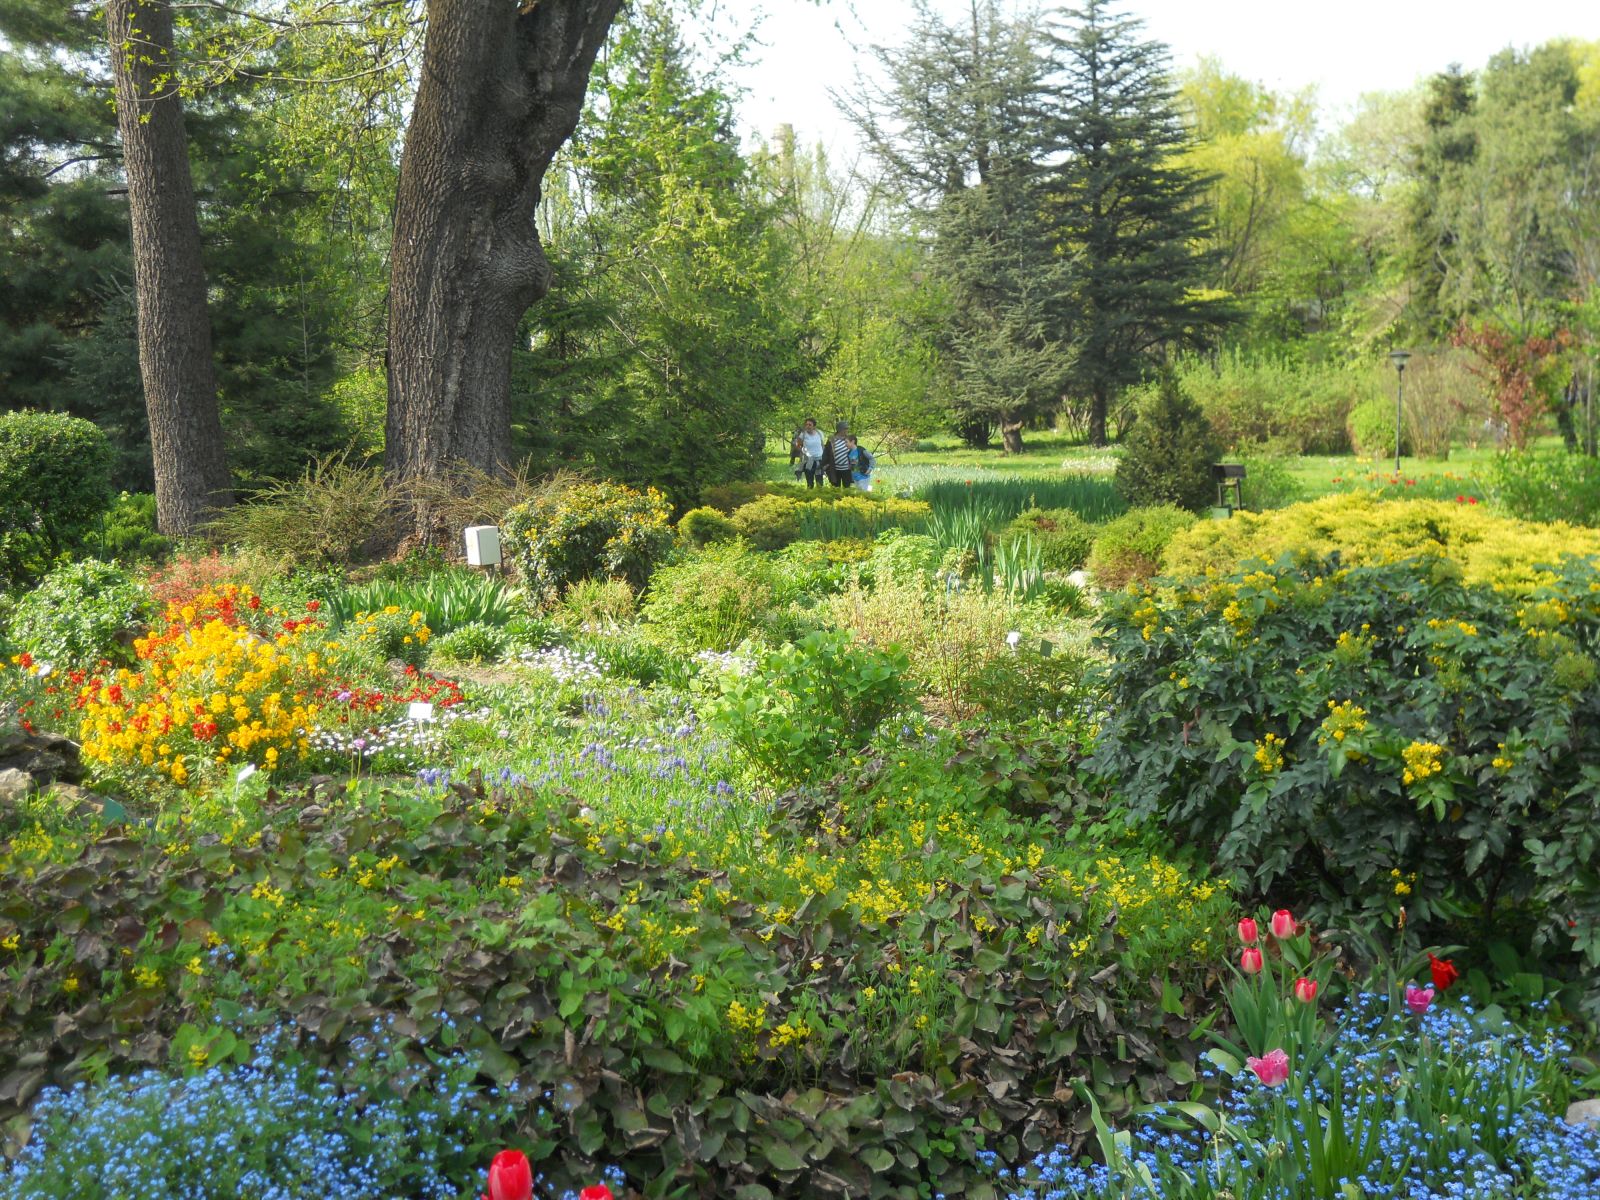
[1404,984,1435,1015]
[1237,917,1259,944]
[1292,977,1318,1004]
[1270,909,1295,939]
[1246,1048,1290,1087]
[1240,947,1263,975]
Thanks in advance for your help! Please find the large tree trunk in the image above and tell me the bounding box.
[386,0,623,531]
[1000,419,1025,455]
[107,0,233,536]
[1088,385,1109,446]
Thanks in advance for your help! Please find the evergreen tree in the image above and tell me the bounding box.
[846,0,1071,452]
[1046,0,1233,445]
[1405,65,1477,335]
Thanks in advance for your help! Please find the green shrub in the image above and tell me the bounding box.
[677,506,738,548]
[643,542,775,652]
[557,577,638,633]
[206,456,395,569]
[1090,556,1600,995]
[1488,451,1600,527]
[1164,351,1374,454]
[699,480,773,514]
[1161,492,1600,592]
[1004,508,1095,570]
[795,495,930,542]
[9,559,149,669]
[502,479,674,604]
[93,492,173,563]
[0,410,115,583]
[1088,506,1196,590]
[864,528,943,584]
[1115,374,1222,512]
[1347,396,1409,460]
[1235,452,1306,511]
[430,620,506,665]
[709,630,908,785]
[728,495,802,550]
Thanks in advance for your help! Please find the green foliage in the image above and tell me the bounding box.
[1088,506,1197,590]
[1234,453,1306,511]
[91,492,173,563]
[1090,556,1600,995]
[1488,450,1600,526]
[1159,352,1374,454]
[708,630,908,785]
[1116,374,1223,512]
[863,528,943,584]
[8,559,149,669]
[502,480,674,604]
[729,494,802,550]
[430,621,507,666]
[1347,396,1409,459]
[642,542,776,652]
[348,606,431,669]
[0,411,114,583]
[911,475,1127,524]
[1004,508,1096,571]
[325,571,517,635]
[677,506,738,548]
[556,577,638,634]
[206,457,394,569]
[699,480,773,515]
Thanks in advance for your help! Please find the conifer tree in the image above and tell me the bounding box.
[1047,1,1232,445]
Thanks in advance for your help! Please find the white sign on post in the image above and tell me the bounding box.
[408,702,435,723]
[464,525,501,567]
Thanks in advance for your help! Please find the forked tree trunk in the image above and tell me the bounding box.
[1000,419,1025,454]
[386,0,623,529]
[107,0,233,535]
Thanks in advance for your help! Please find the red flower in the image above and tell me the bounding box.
[1292,977,1318,1004]
[485,1150,532,1200]
[306,599,321,612]
[1428,952,1460,992]
[1468,496,1479,505]
[1237,917,1258,944]
[579,1187,614,1200]
[1456,495,1466,503]
[1270,909,1295,939]
[1240,947,1263,975]
[17,652,32,670]
[248,595,261,610]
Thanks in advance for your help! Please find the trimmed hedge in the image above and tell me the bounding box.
[0,411,115,582]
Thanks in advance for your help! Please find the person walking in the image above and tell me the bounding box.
[848,435,875,492]
[796,417,825,488]
[826,421,853,488]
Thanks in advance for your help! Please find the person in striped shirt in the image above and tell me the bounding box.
[826,421,853,487]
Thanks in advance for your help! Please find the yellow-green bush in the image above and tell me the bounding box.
[1088,506,1197,591]
[729,495,802,550]
[1162,492,1600,590]
[678,506,737,548]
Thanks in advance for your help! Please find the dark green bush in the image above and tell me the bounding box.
[1090,555,1600,1002]
[93,492,173,562]
[1088,506,1196,590]
[430,620,507,665]
[1115,374,1222,512]
[0,410,115,582]
[1005,508,1096,571]
[502,479,674,603]
[700,480,773,514]
[678,506,738,548]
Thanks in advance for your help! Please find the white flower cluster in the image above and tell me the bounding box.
[693,648,754,677]
[305,705,492,767]
[516,646,604,684]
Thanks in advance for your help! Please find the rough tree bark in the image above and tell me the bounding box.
[386,0,624,530]
[106,0,233,535]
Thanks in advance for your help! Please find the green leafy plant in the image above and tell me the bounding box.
[7,558,149,669]
[1347,395,1409,460]
[642,542,776,652]
[324,570,518,635]
[678,506,738,548]
[708,630,908,785]
[1004,508,1096,571]
[430,621,507,665]
[205,454,396,569]
[1488,450,1600,527]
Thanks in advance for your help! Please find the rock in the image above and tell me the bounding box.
[1066,570,1092,589]
[0,729,84,785]
[1567,1100,1600,1132]
[0,767,33,805]
[48,783,127,822]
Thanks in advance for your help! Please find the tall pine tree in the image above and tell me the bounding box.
[1047,0,1232,445]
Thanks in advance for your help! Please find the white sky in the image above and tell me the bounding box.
[719,0,1600,159]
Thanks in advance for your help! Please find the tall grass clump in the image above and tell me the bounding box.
[915,476,1125,523]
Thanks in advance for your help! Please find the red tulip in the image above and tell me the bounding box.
[1292,977,1318,1004]
[1405,983,1434,1015]
[1237,917,1259,945]
[579,1188,613,1200]
[1245,1048,1290,1086]
[1428,952,1460,992]
[1270,909,1295,939]
[1240,947,1263,975]
[486,1151,533,1200]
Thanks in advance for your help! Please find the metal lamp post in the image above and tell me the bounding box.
[1389,349,1412,477]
